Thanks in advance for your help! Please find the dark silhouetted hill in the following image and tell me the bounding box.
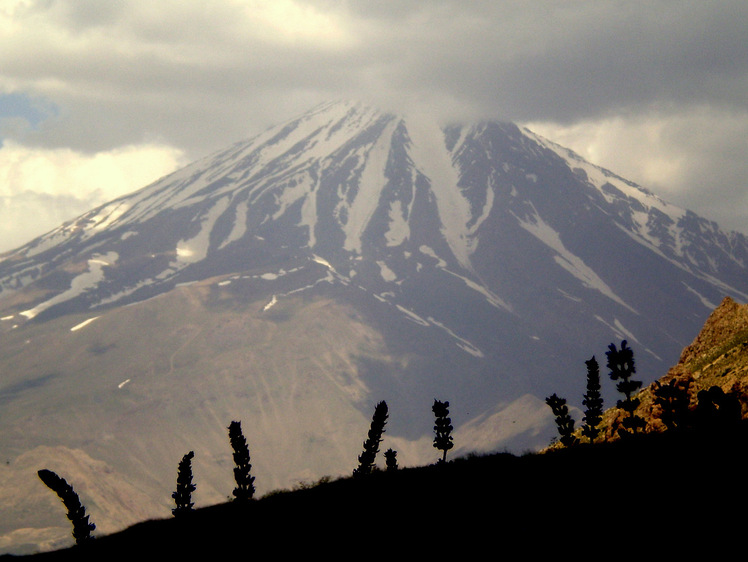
[5,420,747,560]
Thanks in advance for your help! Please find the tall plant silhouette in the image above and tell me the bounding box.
[432,399,454,462]
[581,356,604,443]
[228,420,255,502]
[353,400,388,477]
[546,393,578,447]
[606,340,645,436]
[172,451,196,517]
[37,469,95,545]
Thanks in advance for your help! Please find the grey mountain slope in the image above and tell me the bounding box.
[1,100,747,553]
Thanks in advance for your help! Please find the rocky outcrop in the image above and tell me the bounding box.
[596,297,748,441]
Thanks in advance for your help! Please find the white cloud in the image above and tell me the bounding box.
[0,140,186,251]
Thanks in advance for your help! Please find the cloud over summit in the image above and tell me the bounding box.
[1,0,747,251]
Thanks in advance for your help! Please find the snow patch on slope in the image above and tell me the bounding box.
[81,201,131,238]
[341,118,400,254]
[175,196,231,265]
[426,316,484,358]
[70,316,100,332]
[513,204,636,313]
[219,199,249,249]
[377,261,397,282]
[406,114,475,270]
[442,268,511,311]
[263,295,277,311]
[682,282,718,309]
[21,253,118,319]
[418,245,447,268]
[385,200,410,247]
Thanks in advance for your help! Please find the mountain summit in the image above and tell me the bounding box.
[1,100,748,553]
[5,100,746,319]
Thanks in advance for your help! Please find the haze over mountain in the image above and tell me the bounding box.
[1,100,747,554]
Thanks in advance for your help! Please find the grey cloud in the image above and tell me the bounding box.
[2,0,747,235]
[8,0,748,151]
[652,110,748,234]
[360,0,748,123]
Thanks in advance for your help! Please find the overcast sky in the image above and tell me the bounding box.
[1,0,747,252]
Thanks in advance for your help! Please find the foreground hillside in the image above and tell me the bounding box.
[4,420,747,559]
[5,297,748,558]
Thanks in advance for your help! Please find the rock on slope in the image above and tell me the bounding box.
[594,296,748,440]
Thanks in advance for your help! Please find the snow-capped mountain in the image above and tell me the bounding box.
[1,100,747,553]
[4,100,746,320]
[3,99,746,406]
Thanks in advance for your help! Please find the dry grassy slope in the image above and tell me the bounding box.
[597,296,748,440]
[0,275,411,553]
[0,268,556,556]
